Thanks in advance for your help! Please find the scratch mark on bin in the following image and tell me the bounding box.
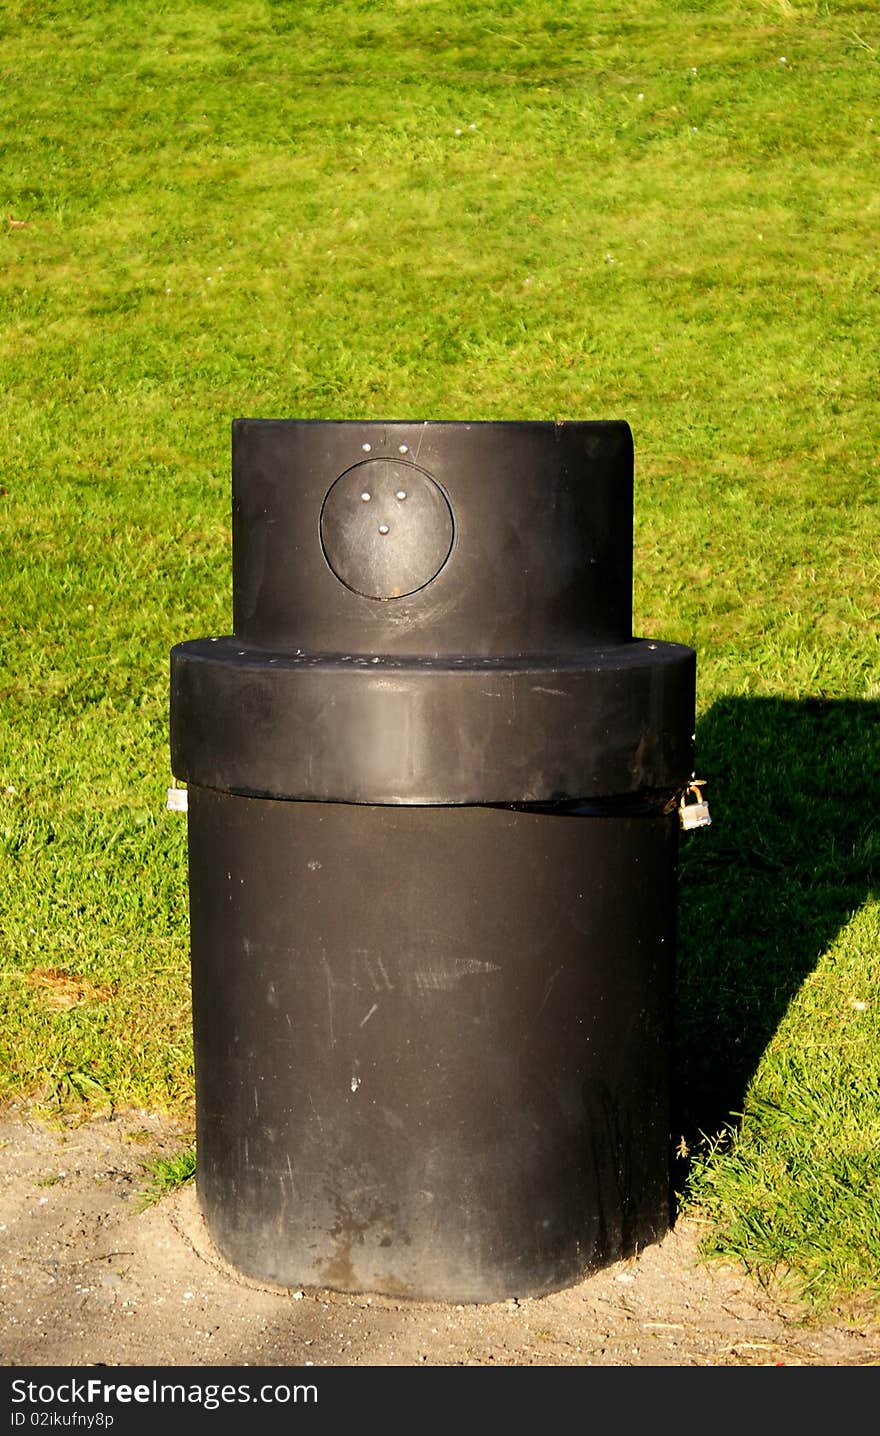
[374,955,394,991]
[359,1002,379,1028]
[411,958,501,993]
[537,965,563,1017]
[320,952,336,1048]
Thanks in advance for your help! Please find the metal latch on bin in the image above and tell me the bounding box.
[679,780,711,830]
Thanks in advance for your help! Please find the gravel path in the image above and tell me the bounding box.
[2,1106,877,1369]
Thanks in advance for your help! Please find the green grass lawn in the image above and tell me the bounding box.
[1,0,878,1316]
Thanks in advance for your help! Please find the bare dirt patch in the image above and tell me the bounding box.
[1,1105,877,1369]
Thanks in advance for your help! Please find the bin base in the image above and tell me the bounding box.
[187,789,677,1303]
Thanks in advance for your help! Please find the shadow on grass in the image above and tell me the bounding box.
[673,696,880,1150]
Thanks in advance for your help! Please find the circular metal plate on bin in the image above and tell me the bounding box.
[320,459,454,600]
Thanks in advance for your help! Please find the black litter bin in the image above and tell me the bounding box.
[170,419,696,1303]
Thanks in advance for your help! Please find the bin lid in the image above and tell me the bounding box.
[170,419,696,803]
[171,636,694,804]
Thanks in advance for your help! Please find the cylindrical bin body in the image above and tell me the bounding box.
[170,419,696,1303]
